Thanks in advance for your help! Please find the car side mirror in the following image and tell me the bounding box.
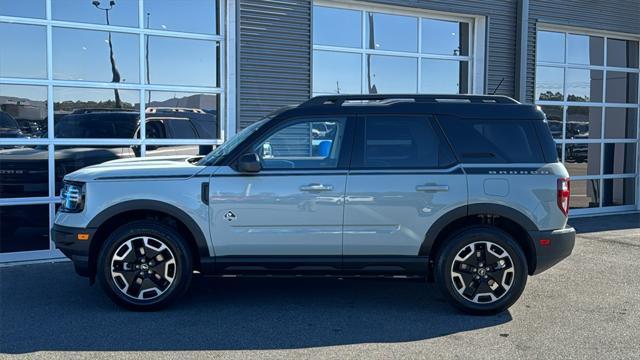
[236,153,261,173]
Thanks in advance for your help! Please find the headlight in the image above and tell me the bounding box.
[60,181,85,213]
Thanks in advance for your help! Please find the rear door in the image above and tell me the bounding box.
[343,115,467,260]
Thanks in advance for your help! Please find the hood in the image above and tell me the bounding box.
[64,155,206,182]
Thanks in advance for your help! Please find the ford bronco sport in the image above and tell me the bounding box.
[52,94,575,314]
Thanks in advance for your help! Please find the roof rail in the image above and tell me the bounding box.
[300,94,519,107]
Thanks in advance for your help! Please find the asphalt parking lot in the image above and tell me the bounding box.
[1,214,639,359]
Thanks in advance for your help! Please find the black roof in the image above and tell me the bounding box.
[281,94,545,120]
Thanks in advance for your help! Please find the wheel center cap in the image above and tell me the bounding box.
[140,263,149,271]
[477,268,487,276]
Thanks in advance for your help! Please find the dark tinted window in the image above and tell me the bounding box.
[355,116,455,169]
[168,120,197,139]
[439,116,544,163]
[54,113,138,138]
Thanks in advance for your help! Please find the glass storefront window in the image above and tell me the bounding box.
[565,69,603,102]
[313,6,361,48]
[52,0,139,27]
[570,179,600,209]
[0,0,45,19]
[0,204,50,253]
[603,143,636,175]
[605,71,639,104]
[422,19,469,56]
[564,143,600,177]
[603,178,636,206]
[0,23,47,79]
[366,55,417,94]
[53,87,140,139]
[0,144,49,199]
[606,38,639,68]
[52,27,140,83]
[146,91,219,140]
[535,66,564,101]
[365,12,418,52]
[144,0,219,35]
[313,51,362,95]
[0,84,48,139]
[146,36,219,87]
[537,31,565,63]
[566,106,602,140]
[540,105,563,139]
[421,59,469,94]
[605,108,638,139]
[567,34,604,66]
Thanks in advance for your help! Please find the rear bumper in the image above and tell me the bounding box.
[529,226,576,275]
[51,224,95,277]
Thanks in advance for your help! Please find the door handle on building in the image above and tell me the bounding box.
[416,184,449,192]
[300,183,333,192]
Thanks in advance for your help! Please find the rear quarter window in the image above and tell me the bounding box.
[437,116,544,163]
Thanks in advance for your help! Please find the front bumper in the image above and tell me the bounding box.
[528,226,576,275]
[51,224,96,277]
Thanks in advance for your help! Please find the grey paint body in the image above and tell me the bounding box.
[56,155,569,258]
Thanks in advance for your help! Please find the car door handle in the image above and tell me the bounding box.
[416,184,449,192]
[300,184,333,192]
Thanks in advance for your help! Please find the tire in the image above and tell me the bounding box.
[97,220,193,311]
[435,227,528,315]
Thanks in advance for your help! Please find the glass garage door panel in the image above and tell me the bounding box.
[0,204,49,253]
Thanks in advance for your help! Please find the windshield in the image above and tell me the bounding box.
[197,119,266,166]
[0,113,19,129]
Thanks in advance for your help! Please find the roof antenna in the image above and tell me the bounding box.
[491,77,505,95]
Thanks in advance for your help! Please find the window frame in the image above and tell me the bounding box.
[535,24,640,214]
[311,0,485,96]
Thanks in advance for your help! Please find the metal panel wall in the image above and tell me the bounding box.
[525,0,640,102]
[238,0,312,129]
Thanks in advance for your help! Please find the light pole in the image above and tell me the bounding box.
[92,0,122,108]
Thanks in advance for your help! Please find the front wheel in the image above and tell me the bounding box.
[97,220,193,311]
[435,227,528,315]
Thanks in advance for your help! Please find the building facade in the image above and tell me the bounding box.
[0,0,639,262]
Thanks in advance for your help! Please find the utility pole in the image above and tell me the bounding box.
[92,0,122,108]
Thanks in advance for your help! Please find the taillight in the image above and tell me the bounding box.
[557,178,570,216]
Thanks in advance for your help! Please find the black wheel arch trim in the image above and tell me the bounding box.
[419,203,539,256]
[87,200,211,258]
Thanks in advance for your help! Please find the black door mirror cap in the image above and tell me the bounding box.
[236,153,262,173]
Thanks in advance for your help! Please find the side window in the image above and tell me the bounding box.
[438,116,544,163]
[355,116,455,169]
[146,120,167,139]
[254,118,346,170]
[167,119,197,139]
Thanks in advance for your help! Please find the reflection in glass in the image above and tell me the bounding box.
[565,69,603,102]
[145,145,210,158]
[566,106,601,140]
[421,59,468,94]
[569,179,600,209]
[0,23,47,79]
[556,143,563,162]
[605,108,638,139]
[313,6,361,48]
[422,19,469,56]
[365,12,418,52]
[0,84,48,138]
[564,143,600,176]
[52,0,138,27]
[53,87,139,139]
[146,91,219,140]
[146,36,218,87]
[313,51,361,95]
[0,205,49,253]
[0,144,48,198]
[607,38,639,68]
[567,34,604,65]
[603,143,636,175]
[54,145,137,192]
[537,31,565,63]
[535,66,564,101]
[366,55,417,94]
[605,71,639,103]
[540,105,563,139]
[0,0,45,18]
[53,27,139,83]
[603,178,635,206]
[144,0,218,35]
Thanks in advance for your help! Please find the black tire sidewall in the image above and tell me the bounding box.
[97,220,193,311]
[435,227,528,315]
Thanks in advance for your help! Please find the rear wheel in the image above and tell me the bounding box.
[97,220,193,311]
[435,227,528,315]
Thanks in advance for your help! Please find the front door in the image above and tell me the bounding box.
[209,116,352,269]
[343,115,467,263]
